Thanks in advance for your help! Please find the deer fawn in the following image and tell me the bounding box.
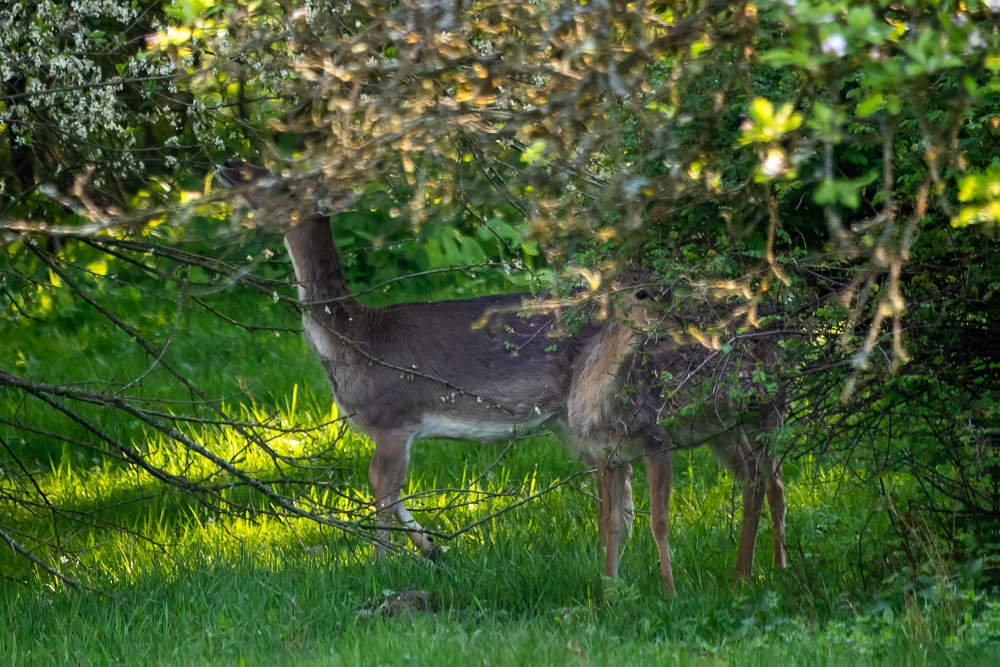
[568,286,788,596]
[219,160,784,595]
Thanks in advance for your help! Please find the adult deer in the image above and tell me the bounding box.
[218,160,783,596]
[567,287,788,597]
[217,160,620,561]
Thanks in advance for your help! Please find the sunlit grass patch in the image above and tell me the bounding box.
[2,403,992,664]
[1,273,991,665]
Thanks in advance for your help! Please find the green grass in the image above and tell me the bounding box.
[1,268,996,665]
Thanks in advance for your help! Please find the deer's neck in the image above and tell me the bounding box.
[283,213,365,337]
[596,321,643,399]
[570,319,644,433]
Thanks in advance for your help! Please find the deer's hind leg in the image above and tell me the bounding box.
[367,428,436,558]
[716,422,787,581]
[710,429,766,583]
[756,395,788,569]
[733,459,767,582]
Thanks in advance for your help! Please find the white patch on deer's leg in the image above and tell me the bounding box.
[385,432,435,557]
[394,503,435,555]
[622,461,635,539]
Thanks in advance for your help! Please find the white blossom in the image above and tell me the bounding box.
[968,29,986,50]
[821,34,847,57]
[760,149,787,179]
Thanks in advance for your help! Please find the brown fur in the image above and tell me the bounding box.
[219,160,781,596]
[567,292,788,596]
[220,160,612,560]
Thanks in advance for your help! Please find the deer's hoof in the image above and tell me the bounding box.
[423,543,442,563]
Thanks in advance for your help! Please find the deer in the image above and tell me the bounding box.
[218,159,784,596]
[567,286,788,597]
[217,160,634,564]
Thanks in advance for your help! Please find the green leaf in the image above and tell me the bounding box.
[459,237,485,263]
[760,49,809,69]
[847,7,873,29]
[521,140,547,164]
[749,98,774,124]
[856,94,883,117]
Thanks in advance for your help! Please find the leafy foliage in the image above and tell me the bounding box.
[0,0,996,613]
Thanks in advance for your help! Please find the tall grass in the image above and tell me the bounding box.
[1,267,993,665]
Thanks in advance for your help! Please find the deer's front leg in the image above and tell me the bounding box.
[597,458,630,579]
[644,446,676,598]
[368,429,435,558]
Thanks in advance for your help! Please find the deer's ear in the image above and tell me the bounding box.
[645,276,674,305]
[217,160,277,189]
[217,160,287,211]
[315,193,357,217]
